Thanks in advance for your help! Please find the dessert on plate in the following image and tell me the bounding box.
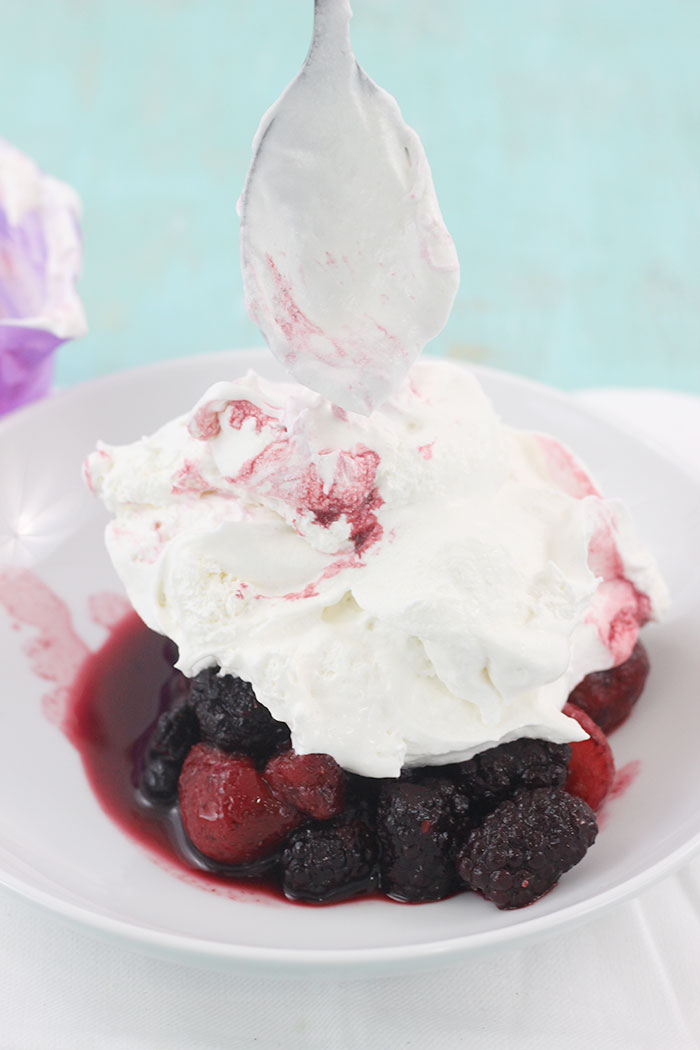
[85,0,668,908]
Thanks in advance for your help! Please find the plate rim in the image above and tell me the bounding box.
[1,834,700,975]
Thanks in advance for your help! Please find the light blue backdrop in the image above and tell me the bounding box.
[1,0,698,394]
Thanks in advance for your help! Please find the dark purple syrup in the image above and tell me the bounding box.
[63,611,282,901]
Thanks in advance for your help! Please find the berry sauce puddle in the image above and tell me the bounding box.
[66,611,289,903]
[0,568,284,904]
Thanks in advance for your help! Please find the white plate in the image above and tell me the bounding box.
[1,349,699,977]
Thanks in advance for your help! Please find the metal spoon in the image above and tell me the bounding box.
[239,0,459,415]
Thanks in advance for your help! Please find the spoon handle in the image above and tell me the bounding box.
[311,0,353,57]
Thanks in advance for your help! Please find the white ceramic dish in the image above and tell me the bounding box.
[0,349,699,977]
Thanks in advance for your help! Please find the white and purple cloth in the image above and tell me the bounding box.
[0,140,86,415]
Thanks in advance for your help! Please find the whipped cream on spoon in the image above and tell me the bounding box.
[239,0,460,415]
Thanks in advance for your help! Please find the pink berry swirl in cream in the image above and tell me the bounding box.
[84,360,668,778]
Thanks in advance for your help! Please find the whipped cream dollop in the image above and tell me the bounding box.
[85,361,668,777]
[239,0,459,415]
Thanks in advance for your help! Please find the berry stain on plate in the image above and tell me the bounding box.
[0,566,651,911]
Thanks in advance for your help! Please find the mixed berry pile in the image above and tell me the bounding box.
[137,643,649,909]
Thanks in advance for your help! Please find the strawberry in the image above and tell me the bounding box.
[567,641,650,734]
[178,744,301,866]
[264,750,347,820]
[563,702,615,811]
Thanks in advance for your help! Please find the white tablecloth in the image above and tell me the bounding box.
[2,387,699,1050]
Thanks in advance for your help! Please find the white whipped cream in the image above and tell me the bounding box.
[85,361,668,777]
[238,0,459,415]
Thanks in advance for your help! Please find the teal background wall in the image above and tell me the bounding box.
[1,0,698,394]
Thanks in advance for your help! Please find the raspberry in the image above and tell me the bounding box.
[140,704,200,804]
[191,668,291,760]
[281,819,377,902]
[457,788,598,909]
[178,744,301,866]
[376,778,471,902]
[568,641,650,734]
[563,702,615,811]
[264,751,347,820]
[455,738,571,822]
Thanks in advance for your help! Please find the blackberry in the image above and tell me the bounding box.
[398,766,475,824]
[140,704,200,804]
[457,787,597,909]
[333,772,380,829]
[456,739,571,823]
[281,819,377,902]
[376,778,473,902]
[191,668,291,760]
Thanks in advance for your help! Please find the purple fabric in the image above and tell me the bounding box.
[0,208,48,320]
[0,140,86,415]
[0,326,60,414]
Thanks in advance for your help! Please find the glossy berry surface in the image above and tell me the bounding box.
[264,750,347,820]
[568,641,650,734]
[281,819,377,902]
[125,620,650,908]
[457,787,598,909]
[178,744,301,866]
[455,738,571,822]
[376,778,471,902]
[139,704,200,804]
[563,702,615,811]
[191,668,291,760]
